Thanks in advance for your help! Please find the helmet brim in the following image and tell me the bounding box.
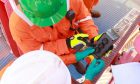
[23,1,67,27]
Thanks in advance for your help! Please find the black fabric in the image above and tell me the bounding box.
[66,38,71,48]
[66,10,75,22]
[66,10,77,32]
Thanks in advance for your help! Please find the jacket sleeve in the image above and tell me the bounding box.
[12,33,70,55]
[10,32,42,54]
[75,0,99,39]
[10,19,77,65]
[10,23,68,55]
[83,80,92,84]
[15,37,77,65]
[11,29,77,65]
[44,41,77,65]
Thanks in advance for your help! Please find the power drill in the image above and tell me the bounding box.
[84,29,119,64]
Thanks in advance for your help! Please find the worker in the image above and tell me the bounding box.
[83,0,101,18]
[0,50,105,84]
[9,0,99,65]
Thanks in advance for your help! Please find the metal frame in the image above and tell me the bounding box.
[0,0,20,57]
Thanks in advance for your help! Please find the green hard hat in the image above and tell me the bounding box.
[19,0,67,27]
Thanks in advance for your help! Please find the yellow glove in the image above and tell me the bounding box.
[90,34,102,45]
[66,33,89,51]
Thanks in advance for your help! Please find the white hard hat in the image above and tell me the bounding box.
[0,50,71,84]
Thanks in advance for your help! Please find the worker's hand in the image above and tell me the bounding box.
[90,34,102,46]
[66,33,89,51]
[85,58,105,80]
[75,47,95,61]
[90,33,113,57]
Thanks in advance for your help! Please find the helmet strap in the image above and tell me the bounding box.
[9,0,33,26]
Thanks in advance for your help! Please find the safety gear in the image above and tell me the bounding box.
[66,34,89,50]
[0,50,71,84]
[90,34,102,45]
[85,58,105,80]
[18,0,68,27]
[9,0,98,65]
[9,0,34,26]
[75,47,95,61]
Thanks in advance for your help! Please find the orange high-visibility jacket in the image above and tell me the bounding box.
[83,0,99,11]
[9,0,98,65]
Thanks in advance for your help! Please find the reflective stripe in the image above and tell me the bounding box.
[76,16,92,24]
[50,17,55,24]
[9,0,34,26]
[67,0,70,11]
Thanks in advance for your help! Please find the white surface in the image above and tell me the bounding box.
[111,62,140,84]
[1,50,71,84]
